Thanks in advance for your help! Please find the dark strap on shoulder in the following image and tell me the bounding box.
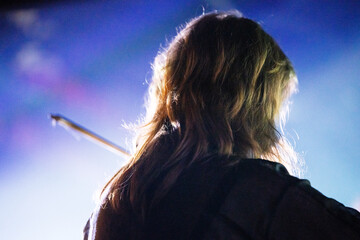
[190,156,242,239]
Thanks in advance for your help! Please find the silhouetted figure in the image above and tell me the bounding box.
[84,11,360,240]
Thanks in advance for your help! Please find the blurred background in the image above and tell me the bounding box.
[0,0,359,239]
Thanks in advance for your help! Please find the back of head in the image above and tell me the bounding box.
[144,11,297,165]
[105,11,299,220]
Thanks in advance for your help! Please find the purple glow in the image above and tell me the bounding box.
[1,1,359,239]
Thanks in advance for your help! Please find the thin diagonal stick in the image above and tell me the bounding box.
[50,113,130,158]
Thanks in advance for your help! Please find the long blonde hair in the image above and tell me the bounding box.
[104,11,299,219]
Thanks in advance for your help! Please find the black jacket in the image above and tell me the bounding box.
[84,156,360,239]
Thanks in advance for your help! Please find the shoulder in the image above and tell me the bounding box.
[206,157,360,240]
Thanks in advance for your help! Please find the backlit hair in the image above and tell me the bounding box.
[104,11,300,219]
